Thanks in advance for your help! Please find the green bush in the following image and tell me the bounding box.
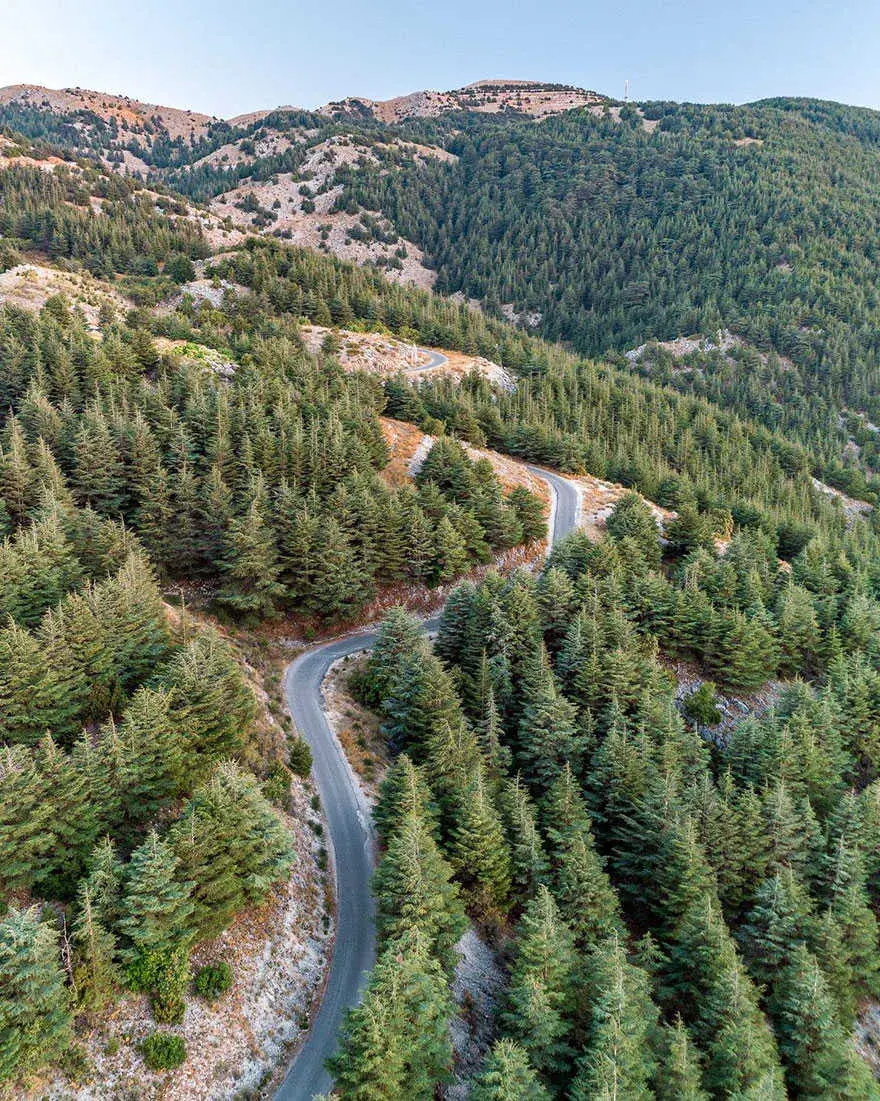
[141,1031,187,1071]
[682,682,723,726]
[263,762,292,807]
[288,737,313,778]
[193,962,233,1001]
[127,945,190,1025]
[58,1042,93,1084]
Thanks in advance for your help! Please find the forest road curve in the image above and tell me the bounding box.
[275,465,580,1099]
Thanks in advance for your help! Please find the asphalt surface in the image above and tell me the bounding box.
[410,346,449,373]
[276,467,580,1100]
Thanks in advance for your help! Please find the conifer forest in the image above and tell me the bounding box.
[3,71,880,1101]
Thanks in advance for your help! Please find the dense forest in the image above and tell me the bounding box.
[333,490,880,1097]
[5,96,880,1094]
[323,98,880,468]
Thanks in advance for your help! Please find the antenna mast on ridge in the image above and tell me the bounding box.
[624,79,630,103]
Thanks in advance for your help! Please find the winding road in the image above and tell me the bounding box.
[413,347,449,372]
[276,466,581,1100]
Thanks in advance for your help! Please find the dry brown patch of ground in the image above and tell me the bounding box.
[204,135,450,285]
[378,417,550,507]
[300,326,512,388]
[0,263,131,329]
[0,133,69,172]
[323,653,389,796]
[321,80,607,123]
[0,84,218,144]
[570,472,674,539]
[209,177,432,287]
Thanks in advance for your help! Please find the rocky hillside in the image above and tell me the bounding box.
[318,78,608,122]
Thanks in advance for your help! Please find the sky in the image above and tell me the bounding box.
[2,0,878,118]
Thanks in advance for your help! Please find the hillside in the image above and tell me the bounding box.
[319,78,609,122]
[6,78,880,1098]
[7,80,879,488]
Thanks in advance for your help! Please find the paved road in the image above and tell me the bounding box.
[409,346,449,374]
[276,467,580,1100]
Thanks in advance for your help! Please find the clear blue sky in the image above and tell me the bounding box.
[2,0,877,118]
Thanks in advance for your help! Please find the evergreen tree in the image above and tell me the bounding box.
[169,762,294,940]
[328,929,454,1100]
[117,830,194,966]
[656,1017,709,1101]
[71,884,119,1013]
[216,497,286,619]
[372,753,438,844]
[471,1040,550,1101]
[499,775,549,901]
[515,645,582,793]
[570,933,658,1101]
[449,764,512,915]
[502,886,577,1084]
[769,944,879,1099]
[372,808,467,972]
[0,906,71,1081]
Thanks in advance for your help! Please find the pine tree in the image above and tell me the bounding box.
[448,764,512,915]
[328,929,455,1100]
[515,645,581,794]
[0,744,57,895]
[554,826,624,951]
[161,632,257,778]
[71,884,119,1013]
[308,517,373,621]
[769,944,879,1099]
[471,1039,550,1101]
[499,775,549,901]
[0,906,71,1081]
[699,948,786,1100]
[535,565,576,655]
[570,933,658,1101]
[81,837,124,929]
[117,830,194,965]
[656,1017,709,1101]
[502,885,577,1083]
[372,754,438,845]
[216,497,286,619]
[739,868,815,991]
[372,808,467,971]
[431,514,470,583]
[361,607,427,710]
[0,621,61,746]
[169,762,294,940]
[606,492,662,568]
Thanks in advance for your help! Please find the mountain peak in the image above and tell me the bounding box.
[318,79,608,123]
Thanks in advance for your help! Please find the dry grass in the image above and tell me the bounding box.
[323,653,388,795]
[0,263,131,329]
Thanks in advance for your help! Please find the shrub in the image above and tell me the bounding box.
[193,962,233,1001]
[127,945,190,1025]
[58,1042,93,1084]
[682,682,722,726]
[288,737,313,778]
[141,1031,186,1071]
[263,761,292,807]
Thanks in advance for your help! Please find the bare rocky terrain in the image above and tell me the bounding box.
[320,79,609,123]
[0,263,131,329]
